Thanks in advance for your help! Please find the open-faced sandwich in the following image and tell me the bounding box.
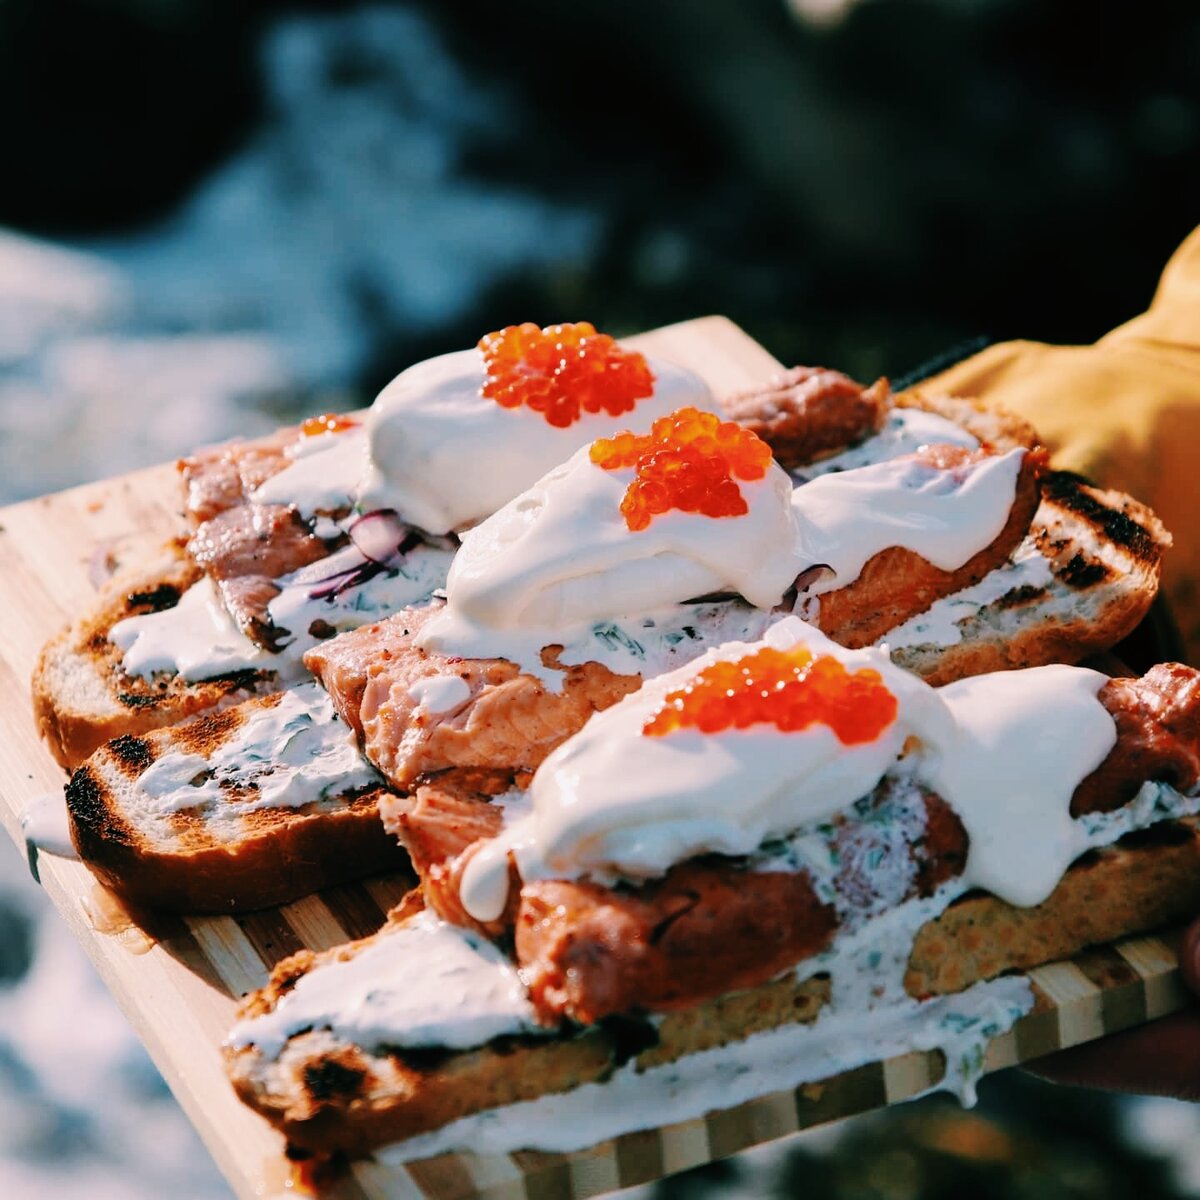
[27,316,1195,1180]
[33,323,713,769]
[48,324,1169,915]
[224,617,1200,1157]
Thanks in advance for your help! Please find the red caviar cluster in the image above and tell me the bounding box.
[590,407,773,531]
[479,322,654,428]
[300,412,359,437]
[643,645,898,743]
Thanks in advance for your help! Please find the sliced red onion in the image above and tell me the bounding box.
[794,563,836,593]
[308,511,422,601]
[349,509,411,566]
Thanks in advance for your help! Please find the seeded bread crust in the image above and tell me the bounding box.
[225,817,1200,1155]
[32,541,281,770]
[65,693,407,913]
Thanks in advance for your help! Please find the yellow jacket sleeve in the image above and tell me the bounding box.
[920,225,1200,664]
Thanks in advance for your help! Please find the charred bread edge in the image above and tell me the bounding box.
[225,814,1200,1155]
[891,472,1170,685]
[63,699,408,914]
[32,540,281,770]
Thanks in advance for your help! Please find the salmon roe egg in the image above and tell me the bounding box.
[300,412,359,437]
[590,406,773,531]
[479,322,655,428]
[643,645,898,743]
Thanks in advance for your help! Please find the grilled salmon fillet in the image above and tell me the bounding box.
[811,443,1046,647]
[305,605,642,789]
[390,664,1200,1025]
[307,445,1042,790]
[179,426,300,526]
[722,366,890,467]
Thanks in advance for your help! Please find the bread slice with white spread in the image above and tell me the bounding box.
[224,626,1200,1157]
[65,683,405,913]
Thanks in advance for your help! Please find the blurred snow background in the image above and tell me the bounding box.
[2,2,1200,1197]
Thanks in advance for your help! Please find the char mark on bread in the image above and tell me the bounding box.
[1041,471,1162,566]
[107,734,156,777]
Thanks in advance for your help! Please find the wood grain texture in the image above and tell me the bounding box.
[0,316,1188,1200]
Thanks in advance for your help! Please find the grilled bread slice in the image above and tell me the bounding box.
[65,683,406,913]
[33,541,283,770]
[30,387,1166,775]
[308,468,1169,793]
[887,471,1171,683]
[224,816,1200,1155]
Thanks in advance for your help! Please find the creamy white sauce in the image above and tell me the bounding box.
[136,683,379,818]
[368,777,1200,1161]
[791,407,980,482]
[226,909,541,1059]
[375,975,1033,1163]
[459,618,953,922]
[790,448,1025,600]
[250,427,368,516]
[929,666,1116,906]
[881,538,1055,651]
[110,575,274,682]
[460,614,1127,923]
[414,444,804,677]
[113,543,451,683]
[20,791,78,863]
[407,674,471,715]
[265,541,453,656]
[358,349,713,535]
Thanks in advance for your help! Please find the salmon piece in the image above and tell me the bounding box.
[514,784,968,1024]
[187,504,333,582]
[517,865,838,1025]
[812,443,1046,648]
[1073,664,1200,816]
[380,778,520,935]
[305,606,641,790]
[179,427,299,525]
[723,367,889,468]
[217,575,283,647]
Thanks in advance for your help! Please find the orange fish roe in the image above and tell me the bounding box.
[590,407,773,531]
[643,645,898,743]
[300,412,359,437]
[479,322,655,428]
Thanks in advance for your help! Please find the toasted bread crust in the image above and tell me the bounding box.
[32,541,280,770]
[65,693,409,914]
[226,815,1200,1154]
[892,473,1171,684]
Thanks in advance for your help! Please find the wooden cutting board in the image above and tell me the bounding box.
[0,316,1188,1200]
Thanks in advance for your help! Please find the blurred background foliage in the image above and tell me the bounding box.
[0,1,1199,1198]
[1,0,1198,392]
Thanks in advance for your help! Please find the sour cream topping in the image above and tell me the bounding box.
[459,616,1118,923]
[135,683,378,820]
[415,444,805,669]
[110,575,272,683]
[791,448,1026,600]
[459,618,953,921]
[357,348,713,535]
[112,541,452,684]
[791,406,980,482]
[251,427,370,517]
[226,908,541,1059]
[926,665,1115,906]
